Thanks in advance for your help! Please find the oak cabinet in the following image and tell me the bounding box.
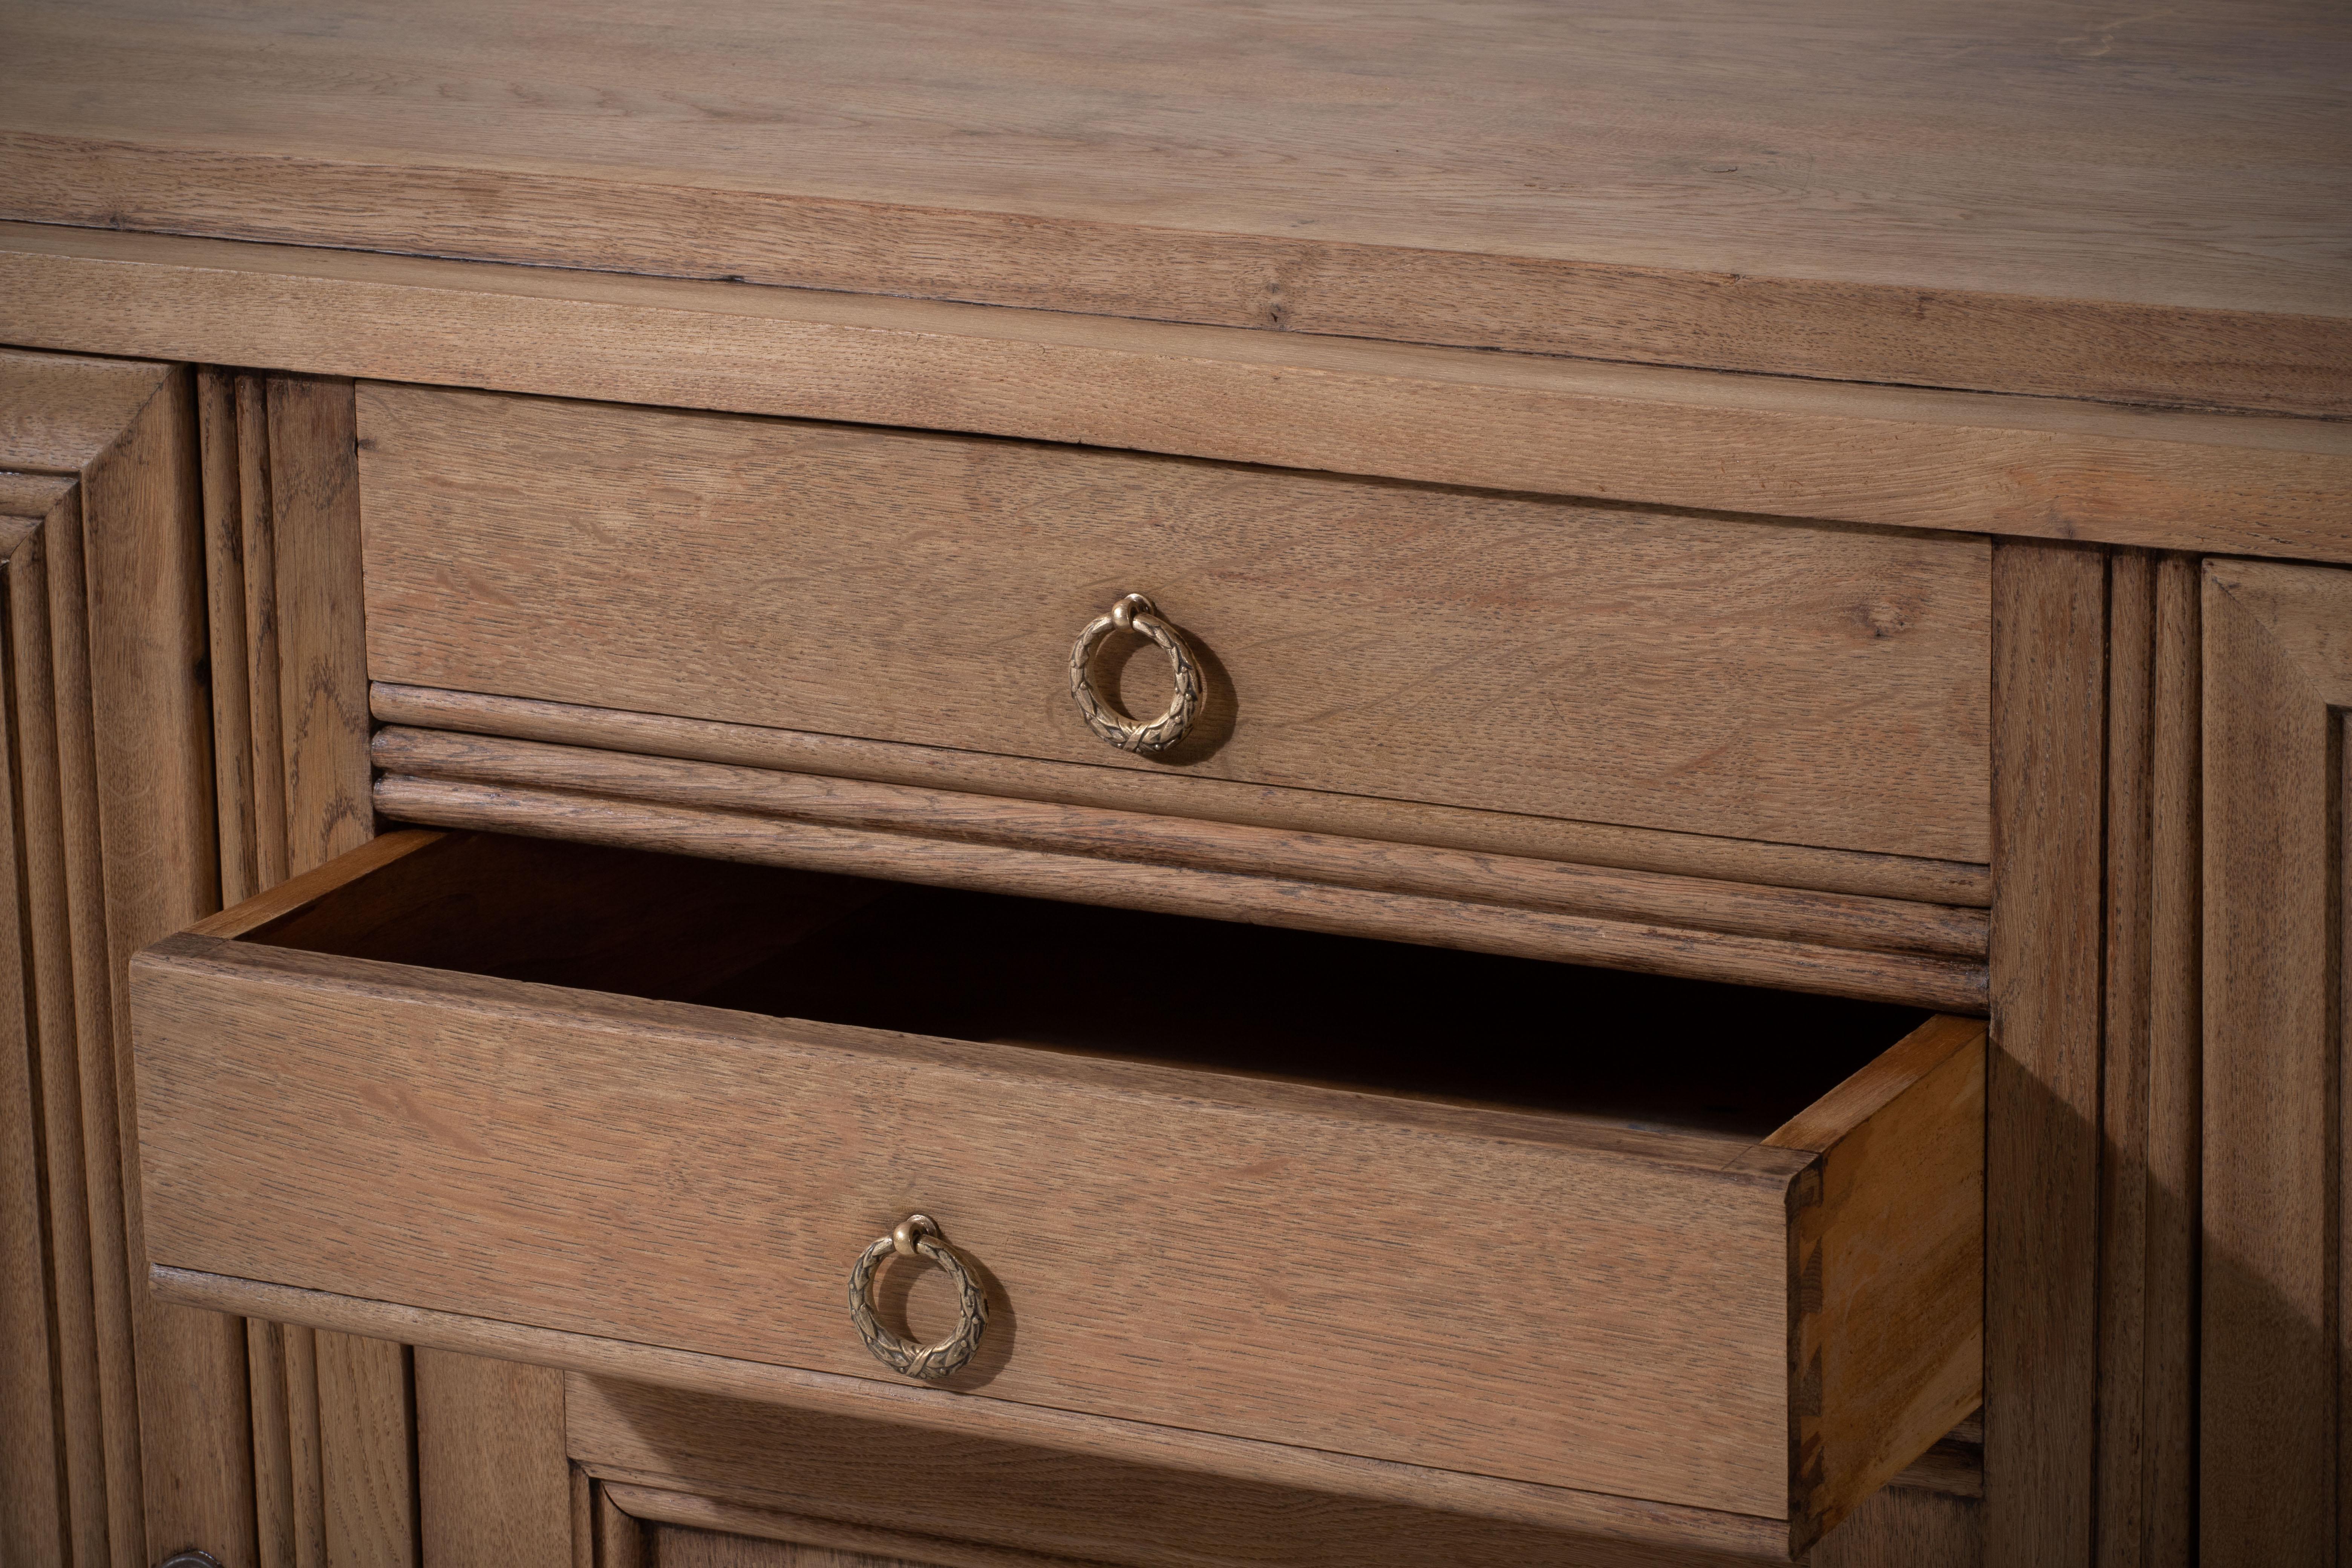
[2,2,2346,1564]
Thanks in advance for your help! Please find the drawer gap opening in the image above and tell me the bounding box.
[249,830,1926,1146]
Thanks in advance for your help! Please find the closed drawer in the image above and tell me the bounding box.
[356,385,1991,865]
[130,830,1981,1556]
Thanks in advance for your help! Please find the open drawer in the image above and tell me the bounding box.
[129,830,1981,1557]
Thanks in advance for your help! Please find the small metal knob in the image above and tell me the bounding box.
[1068,593,1204,755]
[848,1214,989,1381]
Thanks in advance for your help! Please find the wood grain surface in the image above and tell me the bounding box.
[2096,551,2157,1568]
[129,830,1984,1532]
[316,1334,416,1567]
[258,373,414,1568]
[415,1352,568,1568]
[155,1265,1797,1557]
[2198,559,2352,1563]
[2138,556,2201,1568]
[0,350,268,1566]
[1985,540,2107,1566]
[2,1,2345,413]
[0,346,168,476]
[369,727,1989,960]
[357,383,1993,863]
[0,520,69,1565]
[1809,1486,1981,1568]
[596,1487,647,1568]
[10,227,2350,566]
[0,471,74,517]
[1765,1017,1984,1550]
[2095,553,2201,1567]
[610,1490,1098,1568]
[568,1377,1794,1568]
[262,379,372,877]
[0,484,112,1566]
[194,368,422,1568]
[132,933,1799,1516]
[640,1520,948,1568]
[370,684,1992,907]
[369,775,1988,1011]
[84,363,257,1568]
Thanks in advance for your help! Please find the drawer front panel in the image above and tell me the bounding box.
[133,940,1797,1517]
[357,385,1991,863]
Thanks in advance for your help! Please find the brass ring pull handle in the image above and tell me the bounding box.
[846,1213,989,1381]
[1067,593,1204,755]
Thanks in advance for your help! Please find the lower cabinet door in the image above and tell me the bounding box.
[128,828,1982,1558]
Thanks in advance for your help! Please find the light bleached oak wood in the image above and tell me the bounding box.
[234,375,290,898]
[0,484,109,1568]
[2138,554,2200,1568]
[83,361,257,1568]
[2340,723,2351,1562]
[357,382,1993,864]
[369,775,1987,1011]
[315,1333,415,1568]
[2199,559,2352,1564]
[1985,540,2107,1568]
[131,939,1795,1516]
[369,727,1987,960]
[0,348,265,1566]
[263,379,373,876]
[1809,1487,1981,1568]
[1758,1016,1983,1551]
[198,366,304,1568]
[415,1351,569,1568]
[41,469,147,1568]
[2094,552,2202,1568]
[0,346,168,475]
[370,684,1991,907]
[568,1377,1807,1568]
[244,374,419,1568]
[0,472,75,516]
[571,1468,593,1568]
[594,1487,646,1568]
[194,366,397,1568]
[1,1,2344,414]
[196,369,263,908]
[128,830,1982,1549]
[2098,550,2156,1568]
[6,227,2349,566]
[152,1267,1792,1560]
[634,1523,858,1568]
[0,560,67,1564]
[608,1489,1088,1568]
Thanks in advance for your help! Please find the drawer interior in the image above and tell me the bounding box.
[244,829,1927,1147]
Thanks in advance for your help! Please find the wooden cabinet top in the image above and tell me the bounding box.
[4,0,2344,414]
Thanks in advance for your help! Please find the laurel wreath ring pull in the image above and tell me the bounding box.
[1068,593,1204,755]
[846,1213,989,1381]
